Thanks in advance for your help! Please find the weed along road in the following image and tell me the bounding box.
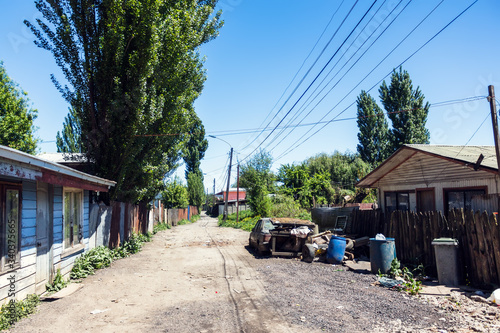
[10,213,308,333]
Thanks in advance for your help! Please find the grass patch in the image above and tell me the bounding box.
[218,210,259,232]
[177,214,200,226]
[0,294,40,330]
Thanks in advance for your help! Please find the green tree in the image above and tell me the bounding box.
[0,61,38,154]
[26,0,222,203]
[380,67,430,152]
[183,116,208,179]
[187,171,205,209]
[239,150,274,217]
[306,152,371,194]
[161,177,188,209]
[183,116,207,208]
[356,90,389,165]
[56,107,82,153]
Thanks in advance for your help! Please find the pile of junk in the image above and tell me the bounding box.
[249,217,370,264]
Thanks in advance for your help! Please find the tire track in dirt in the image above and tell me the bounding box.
[202,215,297,333]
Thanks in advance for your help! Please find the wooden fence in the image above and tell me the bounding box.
[350,209,500,288]
[90,201,200,248]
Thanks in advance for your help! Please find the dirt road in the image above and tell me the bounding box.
[11,213,315,333]
[11,213,500,332]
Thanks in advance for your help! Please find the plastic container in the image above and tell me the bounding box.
[432,238,459,286]
[369,237,396,274]
[326,236,346,264]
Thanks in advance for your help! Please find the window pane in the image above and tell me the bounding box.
[465,190,486,211]
[5,190,19,265]
[447,191,464,210]
[64,192,72,248]
[397,193,409,211]
[385,192,397,214]
[74,192,82,243]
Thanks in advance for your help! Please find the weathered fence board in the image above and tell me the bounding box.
[350,208,500,288]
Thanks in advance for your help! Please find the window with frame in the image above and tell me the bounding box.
[384,191,410,214]
[0,183,21,271]
[445,188,486,212]
[63,188,83,250]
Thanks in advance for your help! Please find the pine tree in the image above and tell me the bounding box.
[356,90,389,165]
[379,67,430,152]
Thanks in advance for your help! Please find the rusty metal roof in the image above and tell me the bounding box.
[356,144,497,188]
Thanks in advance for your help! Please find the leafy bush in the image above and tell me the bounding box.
[383,258,423,295]
[0,294,40,330]
[270,194,311,220]
[177,219,189,225]
[70,246,115,280]
[152,222,171,234]
[191,214,200,222]
[218,210,259,232]
[71,233,153,280]
[45,269,68,293]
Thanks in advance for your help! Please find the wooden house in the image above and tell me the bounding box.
[356,144,499,214]
[0,145,115,302]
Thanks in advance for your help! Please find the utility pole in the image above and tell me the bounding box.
[236,164,240,223]
[488,85,500,176]
[223,148,233,224]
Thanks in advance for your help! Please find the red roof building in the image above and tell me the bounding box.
[215,188,246,202]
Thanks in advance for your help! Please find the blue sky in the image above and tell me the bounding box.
[1,0,499,193]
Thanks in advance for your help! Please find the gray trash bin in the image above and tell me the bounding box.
[432,238,459,286]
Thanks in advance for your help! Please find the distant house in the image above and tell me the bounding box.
[214,188,247,216]
[356,144,499,214]
[0,145,115,302]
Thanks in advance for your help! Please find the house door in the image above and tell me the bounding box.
[417,189,435,212]
[36,182,51,292]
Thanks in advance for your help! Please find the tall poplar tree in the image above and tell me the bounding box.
[56,107,82,153]
[356,90,389,165]
[26,0,222,202]
[183,116,207,208]
[380,67,430,151]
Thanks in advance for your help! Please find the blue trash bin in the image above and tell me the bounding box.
[370,238,396,274]
[327,236,346,264]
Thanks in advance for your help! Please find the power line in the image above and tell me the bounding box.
[252,0,345,135]
[427,110,491,186]
[266,0,409,152]
[275,0,477,162]
[239,0,359,152]
[240,0,380,163]
[208,96,485,138]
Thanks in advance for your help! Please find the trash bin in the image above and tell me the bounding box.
[370,238,396,274]
[432,238,459,286]
[326,236,346,264]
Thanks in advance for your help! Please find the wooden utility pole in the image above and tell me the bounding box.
[223,148,233,224]
[489,85,500,176]
[236,164,240,223]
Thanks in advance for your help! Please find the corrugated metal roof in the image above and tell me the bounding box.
[357,144,497,188]
[405,144,497,169]
[38,152,87,164]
